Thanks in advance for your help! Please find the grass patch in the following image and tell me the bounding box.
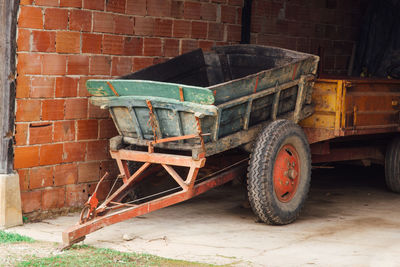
[0,230,34,244]
[18,245,217,267]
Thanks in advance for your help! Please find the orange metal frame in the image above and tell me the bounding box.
[62,132,245,248]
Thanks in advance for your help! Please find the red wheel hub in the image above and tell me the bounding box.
[273,144,300,202]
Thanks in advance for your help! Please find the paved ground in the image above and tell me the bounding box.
[9,164,400,266]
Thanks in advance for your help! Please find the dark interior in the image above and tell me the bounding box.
[120,45,307,87]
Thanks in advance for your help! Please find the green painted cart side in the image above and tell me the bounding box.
[89,45,319,159]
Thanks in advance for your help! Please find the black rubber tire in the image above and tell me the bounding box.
[247,119,311,225]
[385,137,400,193]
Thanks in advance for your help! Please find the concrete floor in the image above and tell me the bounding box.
[10,164,400,266]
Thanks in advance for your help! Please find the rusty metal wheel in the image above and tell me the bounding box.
[247,119,311,225]
[79,204,96,224]
[273,144,300,203]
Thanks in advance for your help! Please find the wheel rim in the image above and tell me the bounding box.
[273,144,300,202]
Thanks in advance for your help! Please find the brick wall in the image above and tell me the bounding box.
[15,0,244,216]
[251,0,363,75]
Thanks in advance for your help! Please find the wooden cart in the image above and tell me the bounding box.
[62,45,319,248]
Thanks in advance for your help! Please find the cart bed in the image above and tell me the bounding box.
[88,45,319,158]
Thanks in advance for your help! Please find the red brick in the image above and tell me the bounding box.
[184,2,201,20]
[67,55,89,75]
[17,54,42,75]
[54,121,75,142]
[16,99,41,122]
[77,119,98,140]
[70,10,92,32]
[99,119,118,139]
[44,8,68,30]
[56,32,80,54]
[42,187,65,210]
[87,140,109,161]
[83,0,104,10]
[63,142,86,162]
[30,77,55,98]
[32,30,56,52]
[65,183,88,207]
[192,21,207,39]
[78,76,91,97]
[126,0,146,15]
[144,38,162,56]
[201,3,217,21]
[171,1,184,19]
[212,0,227,3]
[133,57,153,71]
[18,169,29,191]
[88,103,109,119]
[42,99,65,120]
[60,0,82,7]
[56,77,78,98]
[103,35,124,55]
[36,0,59,6]
[228,0,243,5]
[199,40,214,51]
[112,57,132,76]
[65,98,88,119]
[182,39,199,54]
[147,0,171,17]
[29,166,53,189]
[135,17,155,36]
[42,54,67,75]
[154,19,172,37]
[227,24,241,42]
[93,12,114,33]
[17,29,30,51]
[106,0,126,13]
[124,37,143,56]
[15,123,28,146]
[100,160,119,178]
[29,123,53,144]
[78,161,101,183]
[21,191,42,213]
[16,75,30,99]
[221,5,236,23]
[20,0,34,5]
[164,38,179,57]
[114,15,134,35]
[153,57,168,65]
[40,143,63,165]
[14,146,40,169]
[54,163,78,186]
[208,22,224,41]
[82,33,102,54]
[173,20,191,38]
[89,56,111,75]
[236,7,242,24]
[19,6,43,29]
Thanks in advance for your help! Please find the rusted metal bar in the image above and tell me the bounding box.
[312,146,384,163]
[111,150,206,168]
[62,163,245,248]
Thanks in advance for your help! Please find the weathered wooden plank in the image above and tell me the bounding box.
[87,80,215,105]
[90,96,218,117]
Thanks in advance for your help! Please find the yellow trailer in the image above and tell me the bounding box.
[299,78,400,192]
